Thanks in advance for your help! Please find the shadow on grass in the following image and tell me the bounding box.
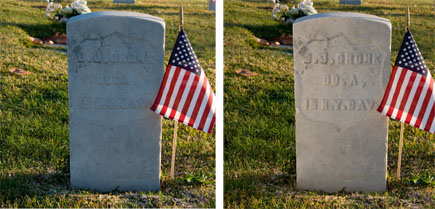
[1,170,213,204]
[225,22,293,54]
[240,23,292,40]
[0,172,70,201]
[224,170,431,199]
[224,171,296,197]
[28,43,67,54]
[225,170,369,197]
[223,165,432,200]
[0,21,65,38]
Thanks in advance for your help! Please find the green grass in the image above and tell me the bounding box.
[224,0,434,208]
[0,0,215,207]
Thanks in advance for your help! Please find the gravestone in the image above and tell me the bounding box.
[67,11,164,192]
[340,0,362,5]
[113,0,135,4]
[293,13,391,192]
[209,0,216,11]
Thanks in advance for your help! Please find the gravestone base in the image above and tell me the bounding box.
[293,12,391,193]
[67,11,164,192]
[296,120,389,193]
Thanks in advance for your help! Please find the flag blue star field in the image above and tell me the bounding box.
[151,29,215,133]
[377,30,435,133]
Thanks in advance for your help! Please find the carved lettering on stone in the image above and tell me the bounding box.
[68,11,164,192]
[293,13,391,193]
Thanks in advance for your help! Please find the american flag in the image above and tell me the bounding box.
[151,29,215,133]
[377,30,434,133]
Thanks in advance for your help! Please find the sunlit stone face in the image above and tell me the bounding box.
[293,12,391,193]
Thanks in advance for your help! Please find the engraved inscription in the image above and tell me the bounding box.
[96,71,129,86]
[296,32,388,129]
[322,74,366,88]
[74,32,157,65]
[304,52,382,65]
[78,49,151,64]
[306,99,376,111]
[67,14,165,129]
[76,97,147,110]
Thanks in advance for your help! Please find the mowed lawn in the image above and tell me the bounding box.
[224,0,434,208]
[0,0,215,207]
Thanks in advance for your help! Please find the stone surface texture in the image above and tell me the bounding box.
[67,11,164,192]
[113,0,135,4]
[293,12,391,193]
[340,0,362,5]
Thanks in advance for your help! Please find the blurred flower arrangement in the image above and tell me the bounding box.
[46,0,92,23]
[279,0,317,24]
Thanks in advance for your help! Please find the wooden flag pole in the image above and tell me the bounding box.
[397,122,404,179]
[179,5,184,31]
[170,122,178,179]
[397,7,410,180]
[170,5,184,179]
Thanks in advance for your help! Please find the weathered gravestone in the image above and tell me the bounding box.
[340,0,362,5]
[113,0,135,4]
[67,11,164,192]
[293,13,391,192]
[209,0,216,12]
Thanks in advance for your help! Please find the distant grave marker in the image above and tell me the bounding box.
[67,11,164,192]
[113,0,135,4]
[293,12,391,192]
[340,0,362,5]
[209,0,216,11]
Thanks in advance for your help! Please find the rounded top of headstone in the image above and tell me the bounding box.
[68,11,164,25]
[294,12,390,25]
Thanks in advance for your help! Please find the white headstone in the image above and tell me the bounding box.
[340,0,362,5]
[113,0,135,4]
[209,0,216,11]
[293,12,391,193]
[67,11,164,192]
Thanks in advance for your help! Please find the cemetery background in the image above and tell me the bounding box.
[224,0,434,208]
[0,0,215,207]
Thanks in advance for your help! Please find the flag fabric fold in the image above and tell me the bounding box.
[377,29,435,134]
[151,29,216,133]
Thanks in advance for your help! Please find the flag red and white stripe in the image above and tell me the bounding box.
[151,29,215,133]
[377,30,435,133]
